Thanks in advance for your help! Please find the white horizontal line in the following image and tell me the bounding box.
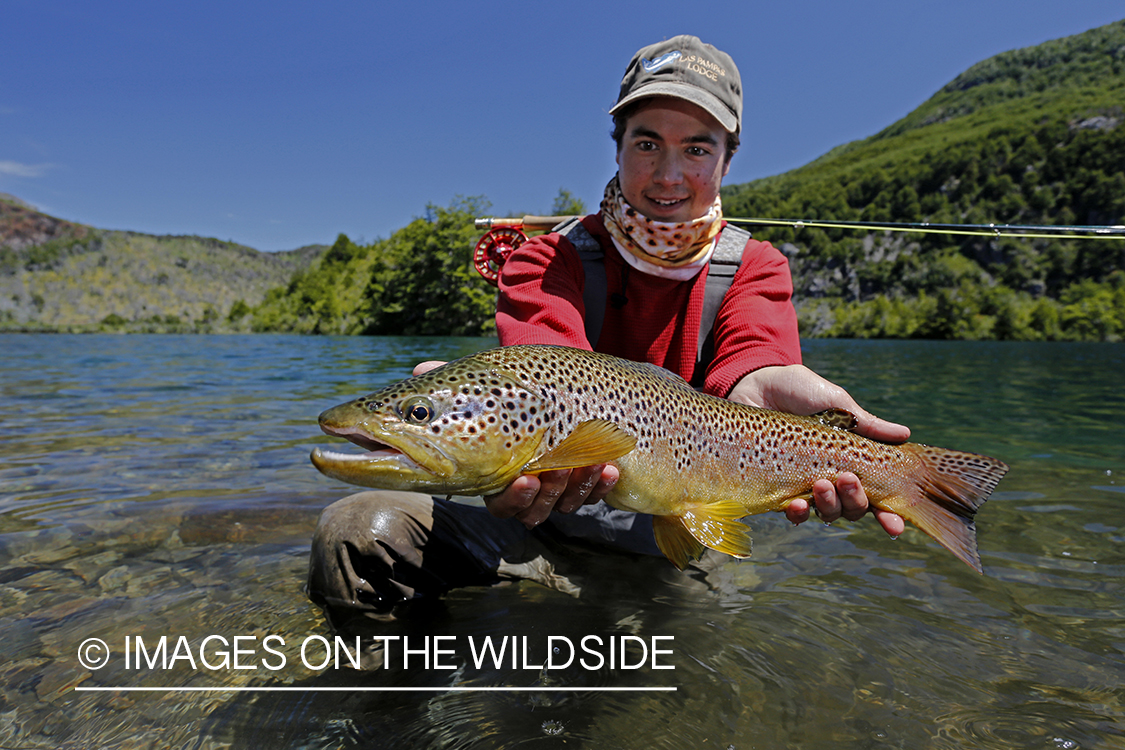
[75,686,676,693]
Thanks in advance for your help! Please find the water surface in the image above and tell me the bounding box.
[1,334,1122,748]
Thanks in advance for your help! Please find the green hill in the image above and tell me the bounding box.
[0,195,325,333]
[722,19,1125,340]
[6,21,1123,340]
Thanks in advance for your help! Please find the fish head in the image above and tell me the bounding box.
[310,356,548,495]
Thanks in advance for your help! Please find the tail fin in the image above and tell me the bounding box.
[892,444,1009,573]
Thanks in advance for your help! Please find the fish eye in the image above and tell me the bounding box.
[401,397,435,424]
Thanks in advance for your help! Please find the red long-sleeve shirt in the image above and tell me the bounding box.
[496,213,802,397]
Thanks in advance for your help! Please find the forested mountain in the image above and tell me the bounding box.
[6,21,1123,340]
[0,195,324,332]
[722,19,1125,339]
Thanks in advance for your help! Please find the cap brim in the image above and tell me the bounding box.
[609,82,738,133]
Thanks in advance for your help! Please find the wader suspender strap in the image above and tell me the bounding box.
[554,218,752,383]
[694,224,751,386]
[552,217,609,350]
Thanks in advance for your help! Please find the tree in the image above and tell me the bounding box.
[551,188,587,217]
[364,196,497,336]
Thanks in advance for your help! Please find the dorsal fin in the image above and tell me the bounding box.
[811,408,858,431]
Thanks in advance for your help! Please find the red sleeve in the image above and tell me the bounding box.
[495,228,593,349]
[704,239,802,397]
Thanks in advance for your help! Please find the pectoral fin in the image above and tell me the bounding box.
[679,500,754,560]
[522,419,637,474]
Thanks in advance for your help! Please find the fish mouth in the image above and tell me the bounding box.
[310,419,459,487]
[312,423,423,470]
[320,423,396,453]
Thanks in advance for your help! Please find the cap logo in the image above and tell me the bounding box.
[641,50,681,72]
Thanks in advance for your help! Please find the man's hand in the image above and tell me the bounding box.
[729,364,909,537]
[483,465,620,528]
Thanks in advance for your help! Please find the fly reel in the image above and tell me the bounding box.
[472,226,527,285]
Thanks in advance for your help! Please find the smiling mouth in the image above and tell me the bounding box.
[650,197,686,206]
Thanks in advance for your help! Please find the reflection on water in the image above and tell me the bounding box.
[1,334,1122,748]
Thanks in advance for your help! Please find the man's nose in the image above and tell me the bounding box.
[651,153,684,186]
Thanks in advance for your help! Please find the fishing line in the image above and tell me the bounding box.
[475,215,1125,239]
[472,215,1124,284]
[75,686,677,692]
[722,216,1125,241]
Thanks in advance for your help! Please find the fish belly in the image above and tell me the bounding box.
[606,422,919,519]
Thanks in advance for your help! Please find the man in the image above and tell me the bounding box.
[307,36,907,627]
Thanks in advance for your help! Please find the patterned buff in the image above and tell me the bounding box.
[600,175,723,279]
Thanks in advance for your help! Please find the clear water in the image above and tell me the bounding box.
[1,334,1122,749]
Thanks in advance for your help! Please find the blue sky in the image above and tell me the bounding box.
[4,1,1122,251]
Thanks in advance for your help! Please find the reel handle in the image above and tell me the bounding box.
[474,215,579,232]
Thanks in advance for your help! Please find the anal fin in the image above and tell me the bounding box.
[653,515,707,571]
[680,500,754,560]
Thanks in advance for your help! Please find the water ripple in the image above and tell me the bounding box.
[1,335,1124,748]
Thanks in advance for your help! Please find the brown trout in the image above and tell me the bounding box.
[310,345,1008,572]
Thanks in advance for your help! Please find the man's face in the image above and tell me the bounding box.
[615,96,731,224]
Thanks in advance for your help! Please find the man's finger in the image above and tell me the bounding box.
[484,475,540,519]
[811,478,842,523]
[585,465,620,504]
[555,465,604,514]
[873,508,906,537]
[412,360,446,376]
[514,470,569,528]
[835,472,869,522]
[851,411,911,444]
[784,497,812,525]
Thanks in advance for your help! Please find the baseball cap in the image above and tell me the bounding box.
[609,35,742,134]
